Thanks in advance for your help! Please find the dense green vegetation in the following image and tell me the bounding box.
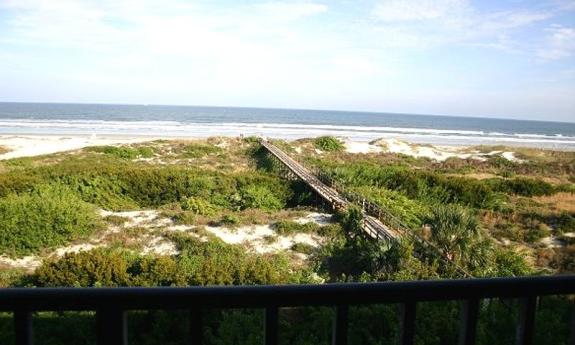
[34,235,308,287]
[0,138,573,345]
[180,142,222,158]
[302,148,574,274]
[0,184,101,256]
[314,136,344,152]
[85,145,155,159]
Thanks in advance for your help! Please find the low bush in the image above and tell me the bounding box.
[239,185,284,210]
[325,164,500,209]
[314,136,344,152]
[173,235,304,285]
[180,143,222,158]
[220,214,240,226]
[291,242,315,254]
[487,177,555,197]
[0,173,42,197]
[273,220,320,236]
[0,269,26,288]
[85,145,154,159]
[0,185,101,256]
[180,197,218,216]
[34,249,182,287]
[34,236,312,287]
[350,186,429,229]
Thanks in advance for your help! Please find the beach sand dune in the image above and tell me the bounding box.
[0,135,156,160]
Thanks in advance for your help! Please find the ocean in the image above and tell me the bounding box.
[1,102,574,149]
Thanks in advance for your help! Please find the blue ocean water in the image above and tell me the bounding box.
[1,102,574,148]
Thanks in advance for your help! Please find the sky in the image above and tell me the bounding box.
[0,0,574,122]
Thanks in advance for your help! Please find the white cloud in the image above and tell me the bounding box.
[254,2,327,21]
[372,0,469,22]
[367,0,558,54]
[538,25,575,60]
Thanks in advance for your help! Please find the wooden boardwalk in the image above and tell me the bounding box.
[260,139,400,241]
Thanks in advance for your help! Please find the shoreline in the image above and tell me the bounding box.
[1,133,571,162]
[2,118,575,150]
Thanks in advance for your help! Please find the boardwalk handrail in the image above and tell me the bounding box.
[313,169,475,276]
[2,275,575,344]
[259,138,473,277]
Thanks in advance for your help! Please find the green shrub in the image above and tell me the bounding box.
[316,224,343,238]
[136,146,155,158]
[173,235,300,285]
[65,175,139,211]
[291,242,315,254]
[239,185,284,210]
[350,186,429,229]
[0,269,25,287]
[0,185,101,256]
[180,197,218,216]
[336,206,364,238]
[273,220,319,236]
[34,237,308,287]
[35,249,132,287]
[0,154,294,211]
[220,214,240,225]
[0,173,42,197]
[314,136,344,152]
[180,143,222,158]
[487,177,555,197]
[85,145,154,159]
[243,136,260,143]
[326,164,499,209]
[34,249,185,287]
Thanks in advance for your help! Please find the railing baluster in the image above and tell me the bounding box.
[568,299,574,345]
[189,308,203,345]
[96,308,127,345]
[515,297,536,345]
[400,302,416,345]
[14,310,33,345]
[264,306,279,345]
[458,299,479,345]
[332,304,349,345]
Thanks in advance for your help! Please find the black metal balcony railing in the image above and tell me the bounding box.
[1,276,574,345]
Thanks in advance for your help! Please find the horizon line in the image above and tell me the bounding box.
[0,100,574,125]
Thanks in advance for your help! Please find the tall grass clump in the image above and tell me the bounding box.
[314,136,344,152]
[0,185,101,256]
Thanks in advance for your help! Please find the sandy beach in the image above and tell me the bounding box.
[0,134,528,162]
[0,134,158,160]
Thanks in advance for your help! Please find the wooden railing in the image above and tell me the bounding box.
[1,276,574,345]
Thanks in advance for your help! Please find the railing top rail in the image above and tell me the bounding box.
[1,276,573,311]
